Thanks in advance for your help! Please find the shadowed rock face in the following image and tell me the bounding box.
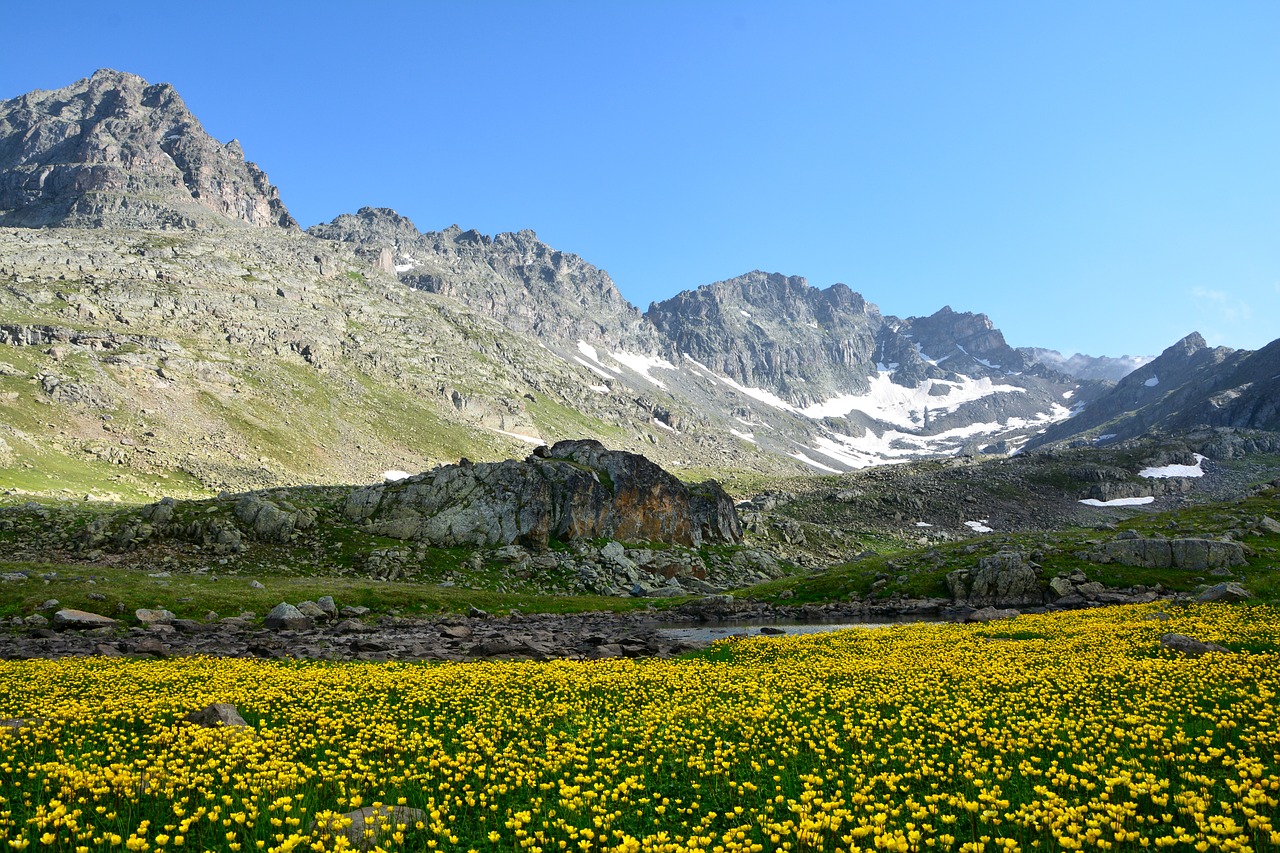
[0,69,296,230]
[342,439,742,549]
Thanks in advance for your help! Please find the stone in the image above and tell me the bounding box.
[296,600,327,620]
[1048,576,1076,598]
[1259,516,1280,534]
[1197,582,1253,603]
[249,580,266,590]
[758,626,787,635]
[310,806,427,850]
[135,608,177,625]
[1160,633,1229,657]
[316,596,338,618]
[967,607,1021,622]
[947,551,1043,607]
[340,606,370,618]
[263,602,311,631]
[184,703,249,727]
[341,439,741,549]
[1088,538,1248,571]
[52,609,118,630]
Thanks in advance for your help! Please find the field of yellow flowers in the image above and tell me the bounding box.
[1,604,1277,853]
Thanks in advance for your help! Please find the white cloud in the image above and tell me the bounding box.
[1191,287,1252,324]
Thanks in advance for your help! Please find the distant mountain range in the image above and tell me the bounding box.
[1,70,1274,498]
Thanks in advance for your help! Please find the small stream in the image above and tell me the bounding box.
[656,615,939,645]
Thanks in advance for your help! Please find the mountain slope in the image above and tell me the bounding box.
[0,69,296,230]
[1026,332,1280,448]
[308,207,660,352]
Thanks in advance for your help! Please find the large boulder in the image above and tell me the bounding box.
[342,440,741,549]
[52,609,118,630]
[1087,538,1248,571]
[1160,633,1229,656]
[1197,582,1253,603]
[263,602,311,631]
[947,551,1044,608]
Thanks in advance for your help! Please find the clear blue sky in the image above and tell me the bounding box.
[3,1,1278,357]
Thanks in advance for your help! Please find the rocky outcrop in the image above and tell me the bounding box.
[343,439,741,549]
[946,550,1045,608]
[1085,537,1248,571]
[646,271,882,406]
[309,208,660,351]
[0,69,296,230]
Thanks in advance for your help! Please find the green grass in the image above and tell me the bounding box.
[0,559,654,623]
[738,487,1280,605]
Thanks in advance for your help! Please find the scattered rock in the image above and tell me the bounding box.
[52,609,118,630]
[263,602,311,631]
[1160,633,1229,656]
[967,607,1021,622]
[311,806,428,850]
[1196,582,1253,603]
[184,703,249,727]
[135,608,177,625]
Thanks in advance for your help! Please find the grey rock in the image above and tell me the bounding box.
[1048,576,1076,598]
[1088,537,1248,571]
[249,580,266,590]
[947,551,1043,607]
[263,602,311,631]
[184,703,249,727]
[135,608,177,625]
[295,601,327,620]
[52,609,118,630]
[1197,582,1253,603]
[342,439,740,549]
[1160,633,1229,656]
[967,607,1021,622]
[316,596,338,618]
[310,806,428,851]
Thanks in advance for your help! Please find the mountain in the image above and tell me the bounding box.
[1025,332,1280,448]
[1017,347,1151,382]
[0,69,296,230]
[6,69,1265,503]
[308,208,660,352]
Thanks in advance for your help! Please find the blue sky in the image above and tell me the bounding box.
[3,1,1277,357]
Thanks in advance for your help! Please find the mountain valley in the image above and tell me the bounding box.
[1,69,1278,633]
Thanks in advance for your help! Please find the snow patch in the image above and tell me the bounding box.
[789,451,841,473]
[588,384,610,394]
[964,520,993,533]
[739,310,752,318]
[609,351,676,390]
[1139,454,1205,479]
[729,429,756,443]
[1144,376,1160,387]
[653,418,676,432]
[1078,496,1156,507]
[383,470,413,482]
[492,428,544,445]
[577,340,600,362]
[915,522,933,528]
[800,374,1026,426]
[573,356,614,380]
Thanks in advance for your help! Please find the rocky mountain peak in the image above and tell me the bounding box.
[646,271,882,406]
[0,69,296,230]
[308,210,662,353]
